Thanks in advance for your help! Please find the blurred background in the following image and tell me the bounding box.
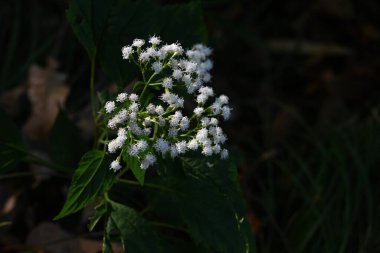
[1,0,380,252]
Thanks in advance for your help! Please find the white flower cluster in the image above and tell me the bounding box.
[106,36,232,172]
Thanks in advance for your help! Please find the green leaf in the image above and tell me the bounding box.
[122,151,145,185]
[48,110,86,170]
[150,154,254,253]
[0,108,25,173]
[54,150,116,220]
[67,0,207,88]
[106,200,164,253]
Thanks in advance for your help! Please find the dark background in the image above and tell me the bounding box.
[1,0,380,252]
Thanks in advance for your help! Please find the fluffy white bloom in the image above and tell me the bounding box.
[169,111,182,126]
[152,61,163,73]
[129,102,139,112]
[212,144,221,154]
[105,101,116,113]
[170,145,178,158]
[194,107,204,116]
[154,138,170,153]
[110,160,122,171]
[187,139,199,150]
[196,94,208,104]
[144,117,152,126]
[108,38,232,171]
[146,103,155,114]
[132,39,145,47]
[141,154,156,169]
[168,127,178,137]
[196,128,209,142]
[180,116,189,131]
[160,92,184,108]
[129,93,139,102]
[185,61,197,73]
[182,74,192,85]
[176,141,187,154]
[149,35,161,45]
[200,117,210,127]
[122,46,134,60]
[220,149,229,159]
[116,93,128,103]
[136,140,148,151]
[139,51,151,62]
[199,86,214,96]
[202,145,213,156]
[155,105,164,115]
[217,95,229,104]
[222,106,232,120]
[209,118,218,126]
[202,73,212,83]
[172,69,183,80]
[162,77,173,89]
[211,101,222,114]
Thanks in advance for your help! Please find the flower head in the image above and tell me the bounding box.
[104,37,232,171]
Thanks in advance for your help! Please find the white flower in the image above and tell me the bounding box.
[202,73,212,83]
[202,145,213,156]
[155,105,164,115]
[116,93,128,103]
[139,51,151,62]
[212,144,221,154]
[172,69,183,80]
[211,102,222,114]
[180,116,189,131]
[196,128,208,142]
[152,61,163,73]
[182,74,192,85]
[162,77,173,89]
[194,107,204,116]
[170,145,178,158]
[122,46,134,60]
[187,139,199,150]
[158,116,166,126]
[149,35,161,45]
[209,118,218,126]
[185,61,197,73]
[220,149,229,159]
[105,101,115,113]
[132,39,145,47]
[136,140,148,151]
[200,117,210,127]
[176,141,187,154]
[109,38,232,171]
[129,102,139,112]
[199,86,214,96]
[222,106,232,120]
[118,128,127,137]
[154,138,170,153]
[129,93,139,102]
[146,103,155,114]
[110,160,122,171]
[168,127,178,137]
[141,154,156,169]
[196,94,208,104]
[217,95,229,104]
[144,117,152,126]
[169,111,182,126]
